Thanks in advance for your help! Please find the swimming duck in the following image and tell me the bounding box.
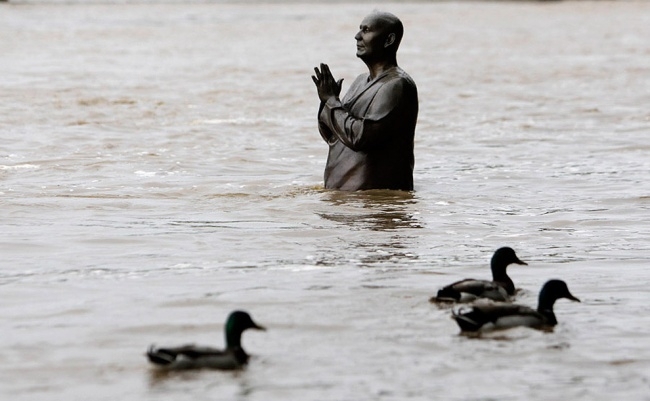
[146,310,266,370]
[430,247,528,303]
[452,279,580,332]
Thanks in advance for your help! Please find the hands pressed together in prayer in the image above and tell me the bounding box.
[312,63,344,103]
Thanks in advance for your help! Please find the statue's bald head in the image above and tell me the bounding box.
[368,11,404,53]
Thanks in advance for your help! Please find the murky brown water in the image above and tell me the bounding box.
[1,1,649,400]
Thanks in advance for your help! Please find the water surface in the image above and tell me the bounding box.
[1,1,649,400]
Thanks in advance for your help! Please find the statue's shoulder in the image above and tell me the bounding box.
[391,67,417,88]
[379,68,417,96]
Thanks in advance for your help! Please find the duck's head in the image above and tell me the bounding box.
[225,310,266,348]
[227,311,266,333]
[491,247,527,270]
[538,279,581,310]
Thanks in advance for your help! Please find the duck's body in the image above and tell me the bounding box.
[146,311,265,370]
[147,344,250,370]
[434,278,510,303]
[431,247,527,303]
[452,279,580,332]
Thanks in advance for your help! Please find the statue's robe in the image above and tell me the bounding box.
[318,66,418,191]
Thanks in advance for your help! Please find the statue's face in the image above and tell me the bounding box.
[354,14,389,61]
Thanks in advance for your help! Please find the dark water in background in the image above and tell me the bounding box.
[1,1,649,400]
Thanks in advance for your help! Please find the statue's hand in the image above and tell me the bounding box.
[312,63,343,103]
[335,78,344,97]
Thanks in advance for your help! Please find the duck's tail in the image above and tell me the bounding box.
[431,287,461,303]
[146,345,176,366]
[451,308,483,332]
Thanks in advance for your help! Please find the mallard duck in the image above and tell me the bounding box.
[452,279,580,332]
[430,247,527,303]
[146,310,266,370]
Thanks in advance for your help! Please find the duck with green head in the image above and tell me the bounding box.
[430,247,528,303]
[452,279,580,332]
[147,310,266,370]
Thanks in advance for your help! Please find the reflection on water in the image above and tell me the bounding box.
[317,190,423,267]
[146,367,252,398]
[318,190,422,232]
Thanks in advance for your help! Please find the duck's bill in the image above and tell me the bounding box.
[515,258,528,266]
[567,293,581,302]
[253,323,267,331]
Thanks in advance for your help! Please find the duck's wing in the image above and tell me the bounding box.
[147,344,249,370]
[148,344,225,364]
[433,279,508,303]
[452,303,542,332]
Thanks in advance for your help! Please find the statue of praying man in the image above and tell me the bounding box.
[312,11,419,191]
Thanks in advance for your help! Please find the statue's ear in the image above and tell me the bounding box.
[384,33,396,48]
